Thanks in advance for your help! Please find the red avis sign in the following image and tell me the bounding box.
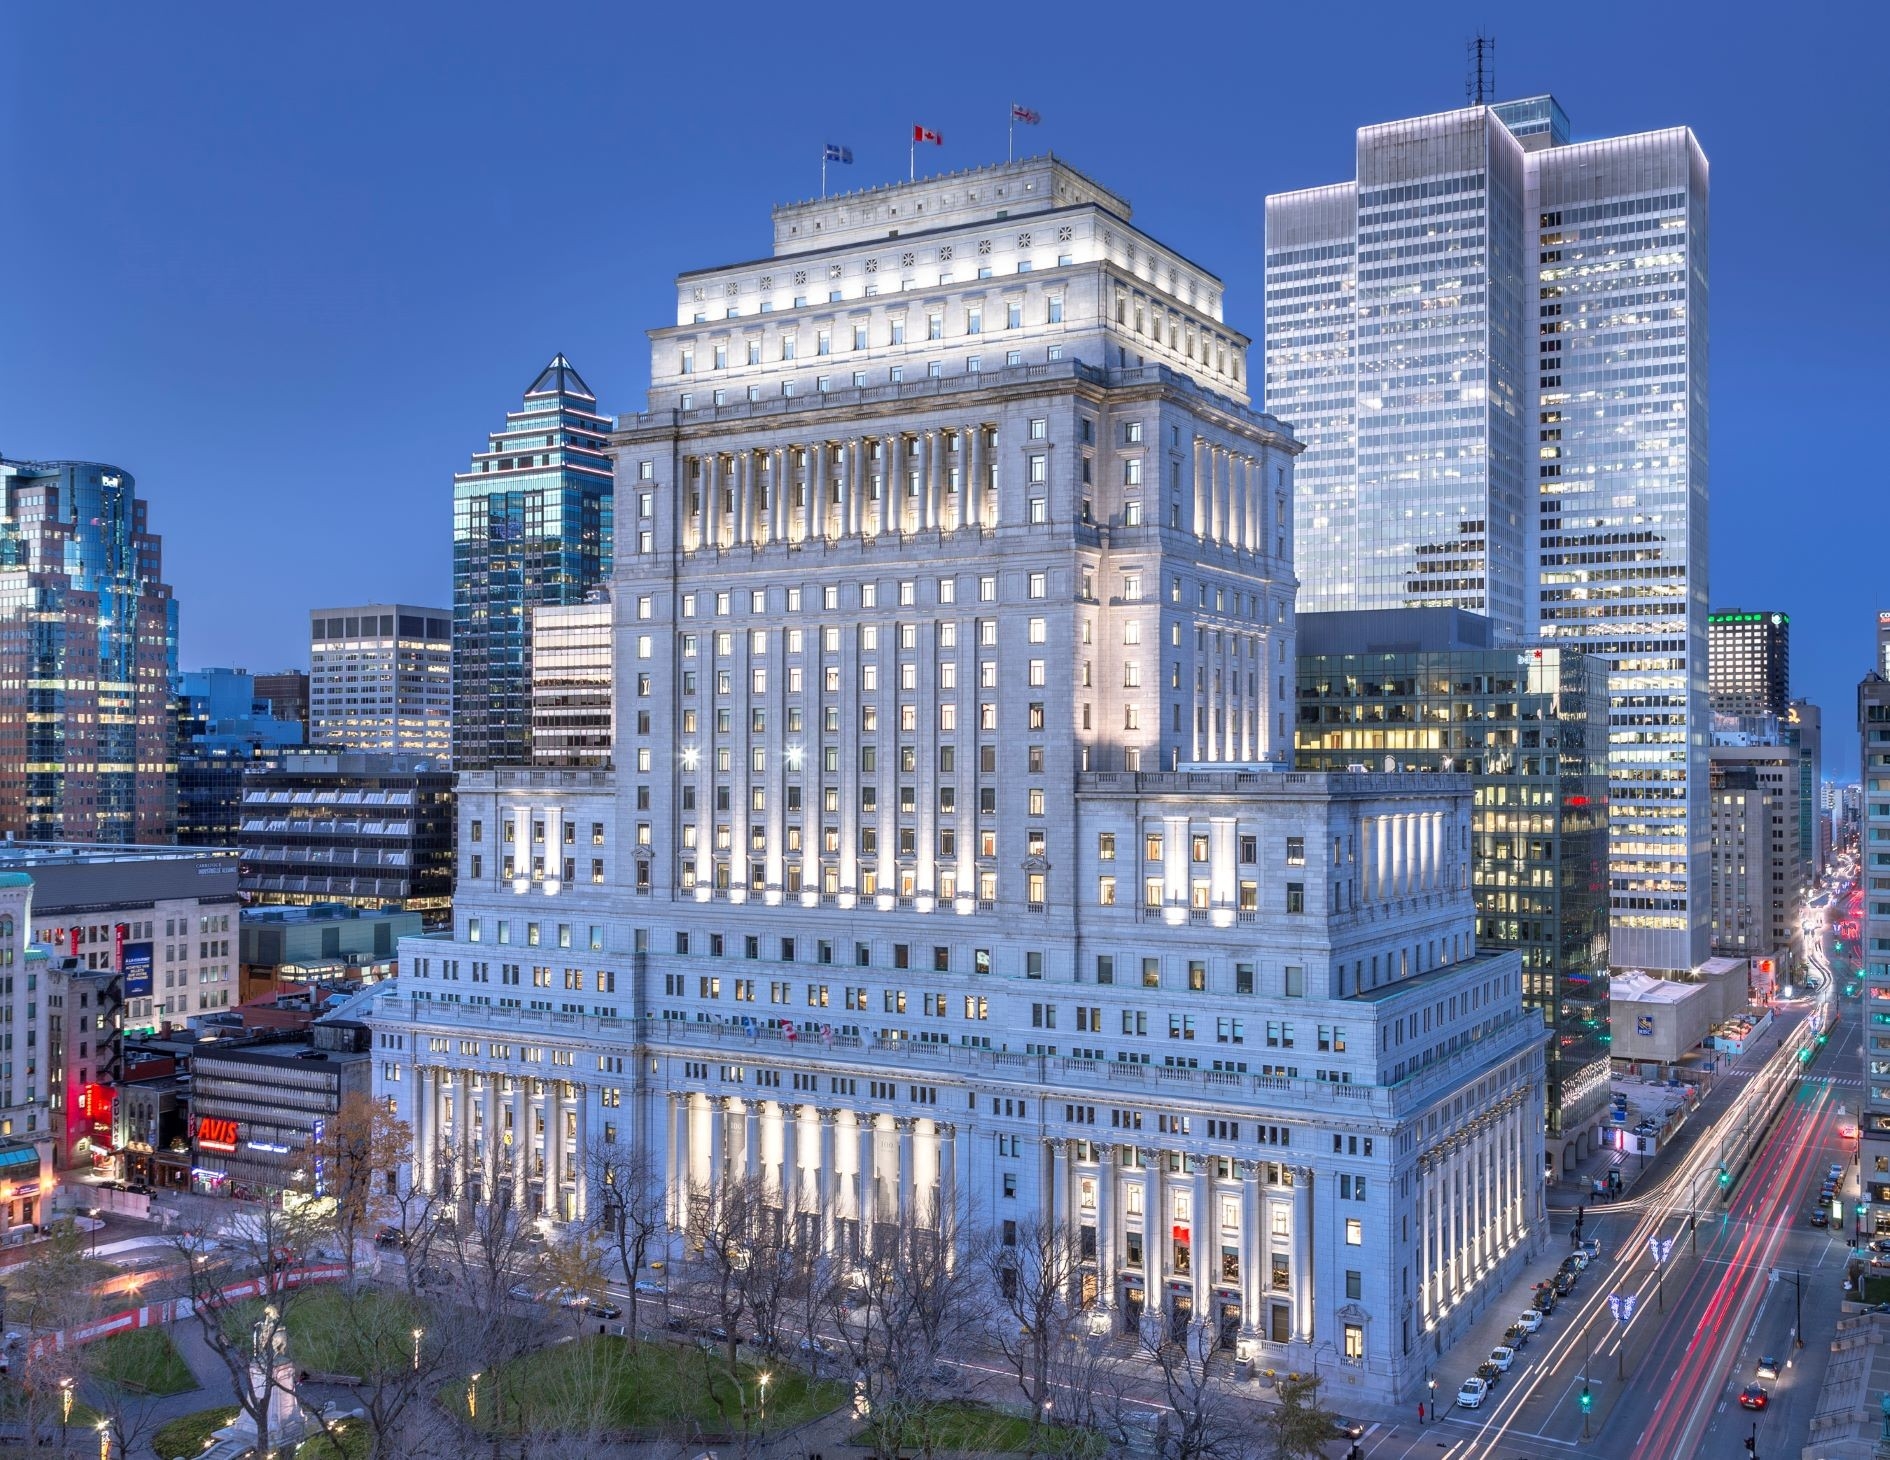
[196,1117,239,1152]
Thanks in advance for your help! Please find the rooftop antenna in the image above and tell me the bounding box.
[1467,32,1496,106]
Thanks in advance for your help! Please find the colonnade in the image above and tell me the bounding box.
[1414,1088,1532,1334]
[410,1064,592,1223]
[682,426,997,552]
[1190,437,1282,556]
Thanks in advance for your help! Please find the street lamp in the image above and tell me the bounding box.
[467,1371,481,1421]
[1426,1376,1435,1423]
[95,1419,108,1460]
[1648,1234,1674,1313]
[757,1371,772,1426]
[1607,1291,1638,1379]
[411,1326,424,1371]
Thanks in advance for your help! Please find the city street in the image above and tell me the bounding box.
[1333,892,1855,1459]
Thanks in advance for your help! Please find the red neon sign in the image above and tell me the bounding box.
[196,1117,239,1152]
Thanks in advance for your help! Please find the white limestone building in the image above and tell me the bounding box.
[369,157,1545,1403]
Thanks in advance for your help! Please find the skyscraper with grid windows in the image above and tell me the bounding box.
[452,357,614,769]
[1266,98,1710,976]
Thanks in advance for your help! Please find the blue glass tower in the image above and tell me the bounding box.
[452,356,613,769]
[0,458,180,842]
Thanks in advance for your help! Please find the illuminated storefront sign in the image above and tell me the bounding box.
[196,1117,239,1152]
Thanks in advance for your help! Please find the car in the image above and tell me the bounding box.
[1738,1384,1768,1410]
[1564,1251,1590,1273]
[633,1279,666,1295]
[1488,1345,1516,1372]
[1457,1377,1489,1409]
[374,1226,406,1249]
[798,1336,839,1361]
[1867,1238,1890,1256]
[1830,1163,1845,1182]
[506,1282,539,1302]
[1330,1416,1366,1439]
[1552,1272,1576,1297]
[664,1316,692,1334]
[1579,1236,1603,1259]
[577,1298,623,1320]
[1532,1289,1556,1314]
[1476,1362,1504,1388]
[78,1205,103,1220]
[1756,1355,1781,1380]
[1516,1309,1544,1334]
[1810,1207,1831,1227]
[1503,1324,1529,1350]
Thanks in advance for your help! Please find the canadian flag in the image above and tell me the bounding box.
[913,124,943,145]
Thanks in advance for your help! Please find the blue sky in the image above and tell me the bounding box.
[4,2,1882,771]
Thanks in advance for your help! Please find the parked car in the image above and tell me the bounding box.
[1532,1289,1557,1314]
[798,1337,839,1361]
[577,1298,623,1320]
[633,1279,666,1296]
[1330,1415,1365,1439]
[1579,1236,1602,1259]
[1503,1324,1529,1350]
[1487,1345,1516,1372]
[506,1282,540,1302]
[1552,1272,1576,1297]
[1515,1309,1544,1334]
[1831,1163,1845,1183]
[1476,1361,1504,1388]
[1738,1384,1768,1410]
[1457,1376,1489,1409]
[1809,1206,1831,1228]
[1755,1355,1781,1380]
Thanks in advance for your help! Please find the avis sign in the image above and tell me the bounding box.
[195,1117,239,1152]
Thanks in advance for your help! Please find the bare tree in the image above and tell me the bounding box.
[311,1091,415,1283]
[680,1172,772,1370]
[818,1195,986,1460]
[584,1134,667,1333]
[1120,1317,1252,1460]
[979,1209,1086,1433]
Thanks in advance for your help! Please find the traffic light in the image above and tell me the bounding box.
[1745,1436,1756,1456]
[1800,1046,1813,1064]
[1719,1165,1733,1189]
[1580,1386,1592,1414]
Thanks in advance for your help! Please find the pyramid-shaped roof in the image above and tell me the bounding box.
[525,353,595,402]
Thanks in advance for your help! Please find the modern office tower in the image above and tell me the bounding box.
[370,158,1546,1401]
[531,593,614,767]
[0,458,179,843]
[1786,699,1825,880]
[254,670,311,736]
[309,605,452,760]
[1267,99,1710,978]
[238,750,454,926]
[175,668,306,846]
[1294,608,1610,1161]
[1708,610,1790,717]
[1706,737,1803,967]
[1857,672,1890,1239]
[452,357,614,769]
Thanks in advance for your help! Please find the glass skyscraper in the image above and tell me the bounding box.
[452,356,613,769]
[0,458,179,842]
[1267,98,1710,976]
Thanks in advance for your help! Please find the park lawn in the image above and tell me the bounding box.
[455,1336,847,1437]
[152,1406,241,1458]
[220,1285,428,1377]
[294,1422,372,1458]
[867,1400,1100,1456]
[90,1326,195,1396]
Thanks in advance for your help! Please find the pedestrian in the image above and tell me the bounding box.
[1417,1401,1425,1423]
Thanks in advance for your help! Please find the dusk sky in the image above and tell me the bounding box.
[5,3,1882,770]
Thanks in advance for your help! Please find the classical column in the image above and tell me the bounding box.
[772,445,789,542]
[482,1075,499,1202]
[451,1070,471,1193]
[1049,1138,1070,1231]
[511,1079,528,1212]
[1192,437,1207,538]
[1291,1165,1314,1343]
[967,425,988,529]
[705,455,724,548]
[855,1114,876,1251]
[817,1108,839,1253]
[779,1103,801,1210]
[733,450,752,546]
[707,1096,728,1218]
[574,1085,590,1222]
[1095,1145,1117,1314]
[543,1084,563,1220]
[810,441,829,541]
[1239,1160,1261,1336]
[1189,1157,1209,1325]
[744,1101,762,1183]
[917,430,935,532]
[1415,1159,1431,1330]
[1148,1150,1167,1305]
[671,1093,692,1229]
[411,1066,431,1193]
[938,1123,958,1250]
[896,1117,917,1227]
